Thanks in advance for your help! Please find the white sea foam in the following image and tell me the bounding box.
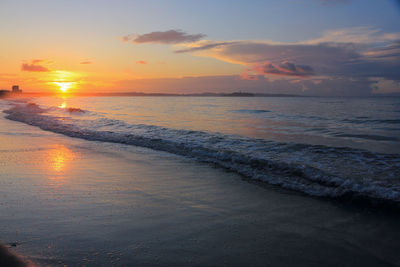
[3,101,400,203]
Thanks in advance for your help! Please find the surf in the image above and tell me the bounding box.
[3,100,400,204]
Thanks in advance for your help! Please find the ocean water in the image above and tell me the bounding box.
[1,96,400,203]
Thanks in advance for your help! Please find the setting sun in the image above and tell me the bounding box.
[50,70,79,93]
[0,1,399,266]
[54,81,74,93]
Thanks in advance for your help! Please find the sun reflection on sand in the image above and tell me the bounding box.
[47,144,76,172]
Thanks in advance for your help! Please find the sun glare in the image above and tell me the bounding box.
[50,71,79,93]
[54,82,73,93]
[47,144,76,172]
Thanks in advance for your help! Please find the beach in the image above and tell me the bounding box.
[2,0,400,265]
[1,103,400,266]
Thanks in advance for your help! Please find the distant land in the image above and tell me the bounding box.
[73,92,303,97]
[0,91,303,98]
[1,90,399,98]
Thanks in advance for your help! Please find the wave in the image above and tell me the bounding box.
[66,107,86,113]
[47,106,86,114]
[343,118,400,124]
[232,109,271,114]
[334,133,400,141]
[3,101,400,203]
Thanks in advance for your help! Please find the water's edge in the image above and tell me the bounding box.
[3,100,400,205]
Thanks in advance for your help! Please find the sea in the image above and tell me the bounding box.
[1,96,400,204]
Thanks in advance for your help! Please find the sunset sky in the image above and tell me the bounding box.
[0,0,399,95]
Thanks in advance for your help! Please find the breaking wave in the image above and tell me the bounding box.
[65,107,86,113]
[3,101,400,203]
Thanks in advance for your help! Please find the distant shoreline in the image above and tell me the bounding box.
[0,91,303,98]
[1,91,399,98]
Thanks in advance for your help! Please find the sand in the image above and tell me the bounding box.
[1,113,400,266]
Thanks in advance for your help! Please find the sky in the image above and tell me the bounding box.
[0,0,399,95]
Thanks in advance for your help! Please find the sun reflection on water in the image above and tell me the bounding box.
[59,101,67,109]
[47,144,76,172]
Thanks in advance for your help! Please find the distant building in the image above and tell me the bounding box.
[12,85,22,93]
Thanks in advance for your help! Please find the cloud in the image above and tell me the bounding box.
[307,27,400,44]
[253,61,314,77]
[121,35,133,42]
[240,72,261,80]
[177,41,361,78]
[175,28,400,81]
[21,59,54,72]
[118,26,399,95]
[21,63,50,72]
[80,61,92,65]
[371,78,400,94]
[136,60,147,64]
[363,40,400,61]
[32,59,44,64]
[175,42,236,53]
[122,30,206,44]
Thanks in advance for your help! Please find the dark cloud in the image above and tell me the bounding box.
[253,61,314,77]
[343,41,400,81]
[177,39,400,81]
[217,42,360,67]
[363,40,400,61]
[21,63,50,72]
[123,30,206,44]
[118,26,399,95]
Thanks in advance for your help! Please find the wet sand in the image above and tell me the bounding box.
[1,114,400,266]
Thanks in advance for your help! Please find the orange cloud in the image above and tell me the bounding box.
[21,63,50,72]
[80,61,92,65]
[32,59,44,64]
[240,72,259,80]
[136,60,147,65]
[21,59,53,72]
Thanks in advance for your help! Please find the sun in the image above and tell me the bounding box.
[50,71,79,93]
[54,82,73,93]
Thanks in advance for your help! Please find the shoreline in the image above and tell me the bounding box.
[2,92,400,99]
[1,112,400,266]
[4,98,400,204]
